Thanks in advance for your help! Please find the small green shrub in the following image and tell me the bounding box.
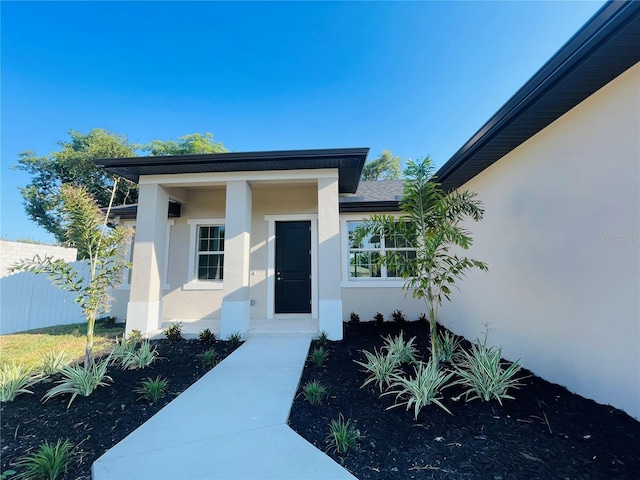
[302,380,327,406]
[349,312,360,324]
[226,332,243,349]
[453,340,524,405]
[42,359,112,408]
[120,341,159,370]
[309,346,328,367]
[127,328,143,345]
[135,376,168,404]
[99,315,117,326]
[198,328,217,344]
[354,348,399,392]
[391,309,406,325]
[14,438,73,480]
[198,348,219,370]
[326,414,360,454]
[373,312,384,327]
[384,360,454,418]
[39,350,67,376]
[437,330,461,364]
[0,362,42,402]
[315,331,329,346]
[164,322,183,343]
[382,331,418,364]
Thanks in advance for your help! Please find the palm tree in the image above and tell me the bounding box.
[362,157,487,367]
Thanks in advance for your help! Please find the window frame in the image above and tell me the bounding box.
[184,218,225,290]
[341,215,415,288]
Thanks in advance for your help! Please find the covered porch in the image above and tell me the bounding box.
[97,148,369,341]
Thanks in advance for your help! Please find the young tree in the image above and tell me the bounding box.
[11,184,131,367]
[361,149,402,181]
[362,157,487,367]
[14,129,227,247]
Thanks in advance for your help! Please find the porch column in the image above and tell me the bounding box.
[221,180,252,338]
[126,183,168,337]
[317,176,343,340]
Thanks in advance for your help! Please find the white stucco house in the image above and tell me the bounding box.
[97,0,639,419]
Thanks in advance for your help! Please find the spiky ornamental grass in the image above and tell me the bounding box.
[14,438,74,480]
[0,362,42,402]
[454,341,524,405]
[354,347,400,392]
[436,330,462,364]
[302,380,327,406]
[226,332,243,349]
[384,360,454,418]
[120,341,159,370]
[326,414,360,454]
[39,350,68,376]
[135,376,168,404]
[198,348,219,370]
[381,331,419,364]
[42,358,112,408]
[309,346,329,367]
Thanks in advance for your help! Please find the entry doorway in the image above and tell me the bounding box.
[274,221,312,314]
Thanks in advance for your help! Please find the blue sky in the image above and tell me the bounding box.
[1,1,605,244]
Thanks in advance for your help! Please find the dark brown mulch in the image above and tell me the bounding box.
[1,338,236,480]
[288,321,640,480]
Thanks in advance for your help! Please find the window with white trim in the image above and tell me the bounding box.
[185,218,225,290]
[196,225,225,280]
[347,220,416,280]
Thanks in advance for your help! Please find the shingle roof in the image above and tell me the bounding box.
[339,180,403,213]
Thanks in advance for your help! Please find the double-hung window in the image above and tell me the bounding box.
[185,219,225,290]
[196,225,225,280]
[346,220,416,281]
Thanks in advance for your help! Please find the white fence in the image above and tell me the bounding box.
[0,260,92,335]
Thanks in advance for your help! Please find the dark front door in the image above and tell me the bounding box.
[275,221,311,314]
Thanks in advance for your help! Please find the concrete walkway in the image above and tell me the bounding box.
[92,335,356,480]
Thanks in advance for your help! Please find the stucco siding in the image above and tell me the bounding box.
[161,188,226,321]
[439,63,640,418]
[341,287,424,324]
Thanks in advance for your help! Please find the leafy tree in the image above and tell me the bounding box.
[15,129,138,244]
[361,149,402,181]
[144,132,227,156]
[11,184,131,367]
[361,157,487,367]
[14,129,227,249]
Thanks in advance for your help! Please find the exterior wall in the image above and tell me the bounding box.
[439,63,640,419]
[341,288,425,324]
[163,188,227,321]
[0,241,77,277]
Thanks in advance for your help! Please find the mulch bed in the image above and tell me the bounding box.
[3,324,639,480]
[1,338,236,480]
[288,321,640,480]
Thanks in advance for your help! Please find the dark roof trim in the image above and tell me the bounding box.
[436,0,640,191]
[96,148,369,194]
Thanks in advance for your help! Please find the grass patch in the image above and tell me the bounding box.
[0,321,124,372]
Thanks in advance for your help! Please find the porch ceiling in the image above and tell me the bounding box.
[96,148,369,194]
